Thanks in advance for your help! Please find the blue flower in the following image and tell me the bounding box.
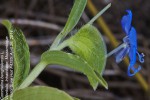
[115,10,144,76]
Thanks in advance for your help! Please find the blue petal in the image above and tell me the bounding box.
[129,46,136,65]
[120,10,144,76]
[129,27,137,47]
[128,27,137,60]
[127,46,141,76]
[121,10,132,35]
[128,64,141,76]
[115,46,130,63]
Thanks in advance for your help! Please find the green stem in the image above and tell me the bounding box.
[17,40,68,90]
[50,31,64,50]
[106,43,127,58]
[50,3,111,50]
[50,39,69,50]
[17,2,111,91]
[17,62,47,90]
[88,3,111,24]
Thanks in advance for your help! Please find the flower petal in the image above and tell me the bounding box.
[120,10,144,76]
[128,64,141,76]
[115,46,130,63]
[121,10,132,35]
[128,46,141,76]
[129,27,137,47]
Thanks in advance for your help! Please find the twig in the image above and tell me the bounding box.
[0,36,55,46]
[0,18,62,31]
[81,11,90,23]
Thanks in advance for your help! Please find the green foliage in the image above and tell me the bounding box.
[0,0,111,99]
[62,0,87,36]
[2,86,76,100]
[1,20,30,89]
[41,50,107,90]
[68,24,107,74]
[64,24,107,89]
[50,0,87,49]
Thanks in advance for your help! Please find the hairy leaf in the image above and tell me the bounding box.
[66,24,107,89]
[2,86,75,100]
[50,0,87,49]
[62,0,87,35]
[2,20,30,89]
[41,50,107,90]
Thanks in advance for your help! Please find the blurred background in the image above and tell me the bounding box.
[0,0,150,100]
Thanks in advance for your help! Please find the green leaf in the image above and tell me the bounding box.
[41,50,107,90]
[50,0,87,49]
[66,24,107,89]
[18,50,106,90]
[2,86,75,100]
[62,0,87,35]
[1,20,30,89]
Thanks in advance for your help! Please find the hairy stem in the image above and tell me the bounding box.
[17,41,68,90]
[55,39,69,50]
[17,62,47,89]
[49,33,64,50]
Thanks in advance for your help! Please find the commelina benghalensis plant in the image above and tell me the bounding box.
[1,1,144,100]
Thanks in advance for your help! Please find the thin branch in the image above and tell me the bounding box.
[0,18,62,31]
[0,36,55,46]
